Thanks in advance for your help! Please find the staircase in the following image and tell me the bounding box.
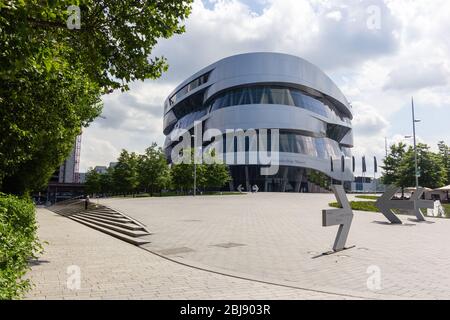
[49,200,151,246]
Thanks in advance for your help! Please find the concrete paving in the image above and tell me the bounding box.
[100,193,450,299]
[26,193,450,299]
[25,208,353,299]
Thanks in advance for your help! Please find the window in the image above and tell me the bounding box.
[169,72,210,105]
[327,124,350,142]
[278,132,343,159]
[208,85,351,123]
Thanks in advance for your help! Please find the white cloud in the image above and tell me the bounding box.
[79,134,120,171]
[384,63,448,92]
[80,0,450,176]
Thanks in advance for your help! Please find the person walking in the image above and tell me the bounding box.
[85,195,90,210]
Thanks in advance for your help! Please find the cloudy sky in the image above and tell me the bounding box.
[80,0,450,176]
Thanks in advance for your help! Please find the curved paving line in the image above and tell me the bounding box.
[137,246,383,300]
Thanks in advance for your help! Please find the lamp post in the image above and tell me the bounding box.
[192,134,197,196]
[411,97,421,190]
[405,97,421,190]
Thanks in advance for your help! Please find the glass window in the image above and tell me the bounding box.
[315,138,327,159]
[169,72,210,106]
[327,124,350,142]
[207,85,350,123]
[278,133,345,159]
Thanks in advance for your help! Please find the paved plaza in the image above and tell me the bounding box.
[26,193,450,299]
[25,208,349,299]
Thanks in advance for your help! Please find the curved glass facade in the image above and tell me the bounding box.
[208,85,351,124]
[279,132,343,159]
[174,109,207,130]
[163,53,354,192]
[169,72,210,106]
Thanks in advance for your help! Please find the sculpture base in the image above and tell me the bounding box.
[312,245,356,259]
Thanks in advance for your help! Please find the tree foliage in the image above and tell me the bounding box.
[137,143,170,195]
[84,144,232,196]
[397,144,446,189]
[0,0,192,194]
[381,142,407,186]
[201,151,231,190]
[382,142,447,189]
[84,169,101,195]
[438,141,450,185]
[113,150,139,196]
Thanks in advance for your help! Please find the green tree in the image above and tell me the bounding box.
[381,142,407,187]
[0,0,192,194]
[201,151,231,190]
[99,167,114,195]
[170,149,203,194]
[397,143,446,189]
[85,169,101,195]
[137,143,170,196]
[170,163,196,194]
[309,171,331,190]
[438,141,450,185]
[113,150,139,196]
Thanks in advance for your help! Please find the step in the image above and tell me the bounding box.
[85,210,124,217]
[88,209,121,216]
[69,217,150,246]
[84,212,130,223]
[73,215,150,237]
[85,211,125,219]
[88,207,113,212]
[75,213,145,231]
[81,212,131,223]
[53,210,81,215]
[86,207,122,214]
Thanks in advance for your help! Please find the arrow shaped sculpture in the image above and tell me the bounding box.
[375,187,403,224]
[410,188,433,221]
[375,186,434,223]
[322,185,354,252]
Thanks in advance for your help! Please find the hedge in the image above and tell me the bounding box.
[0,193,42,299]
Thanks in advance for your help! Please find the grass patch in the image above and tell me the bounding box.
[329,201,379,212]
[330,201,450,219]
[355,195,380,200]
[444,204,450,218]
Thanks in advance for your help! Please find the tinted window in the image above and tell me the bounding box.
[279,133,343,159]
[209,85,350,123]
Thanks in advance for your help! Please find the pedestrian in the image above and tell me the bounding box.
[85,195,90,210]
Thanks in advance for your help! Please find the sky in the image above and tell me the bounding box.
[79,0,450,177]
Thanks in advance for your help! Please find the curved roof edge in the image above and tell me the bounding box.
[165,52,352,117]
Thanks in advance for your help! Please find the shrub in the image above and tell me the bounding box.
[0,193,42,299]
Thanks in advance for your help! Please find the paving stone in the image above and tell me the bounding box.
[26,192,450,300]
[25,208,348,300]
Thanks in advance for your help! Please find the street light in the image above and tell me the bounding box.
[411,97,420,190]
[191,134,196,196]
